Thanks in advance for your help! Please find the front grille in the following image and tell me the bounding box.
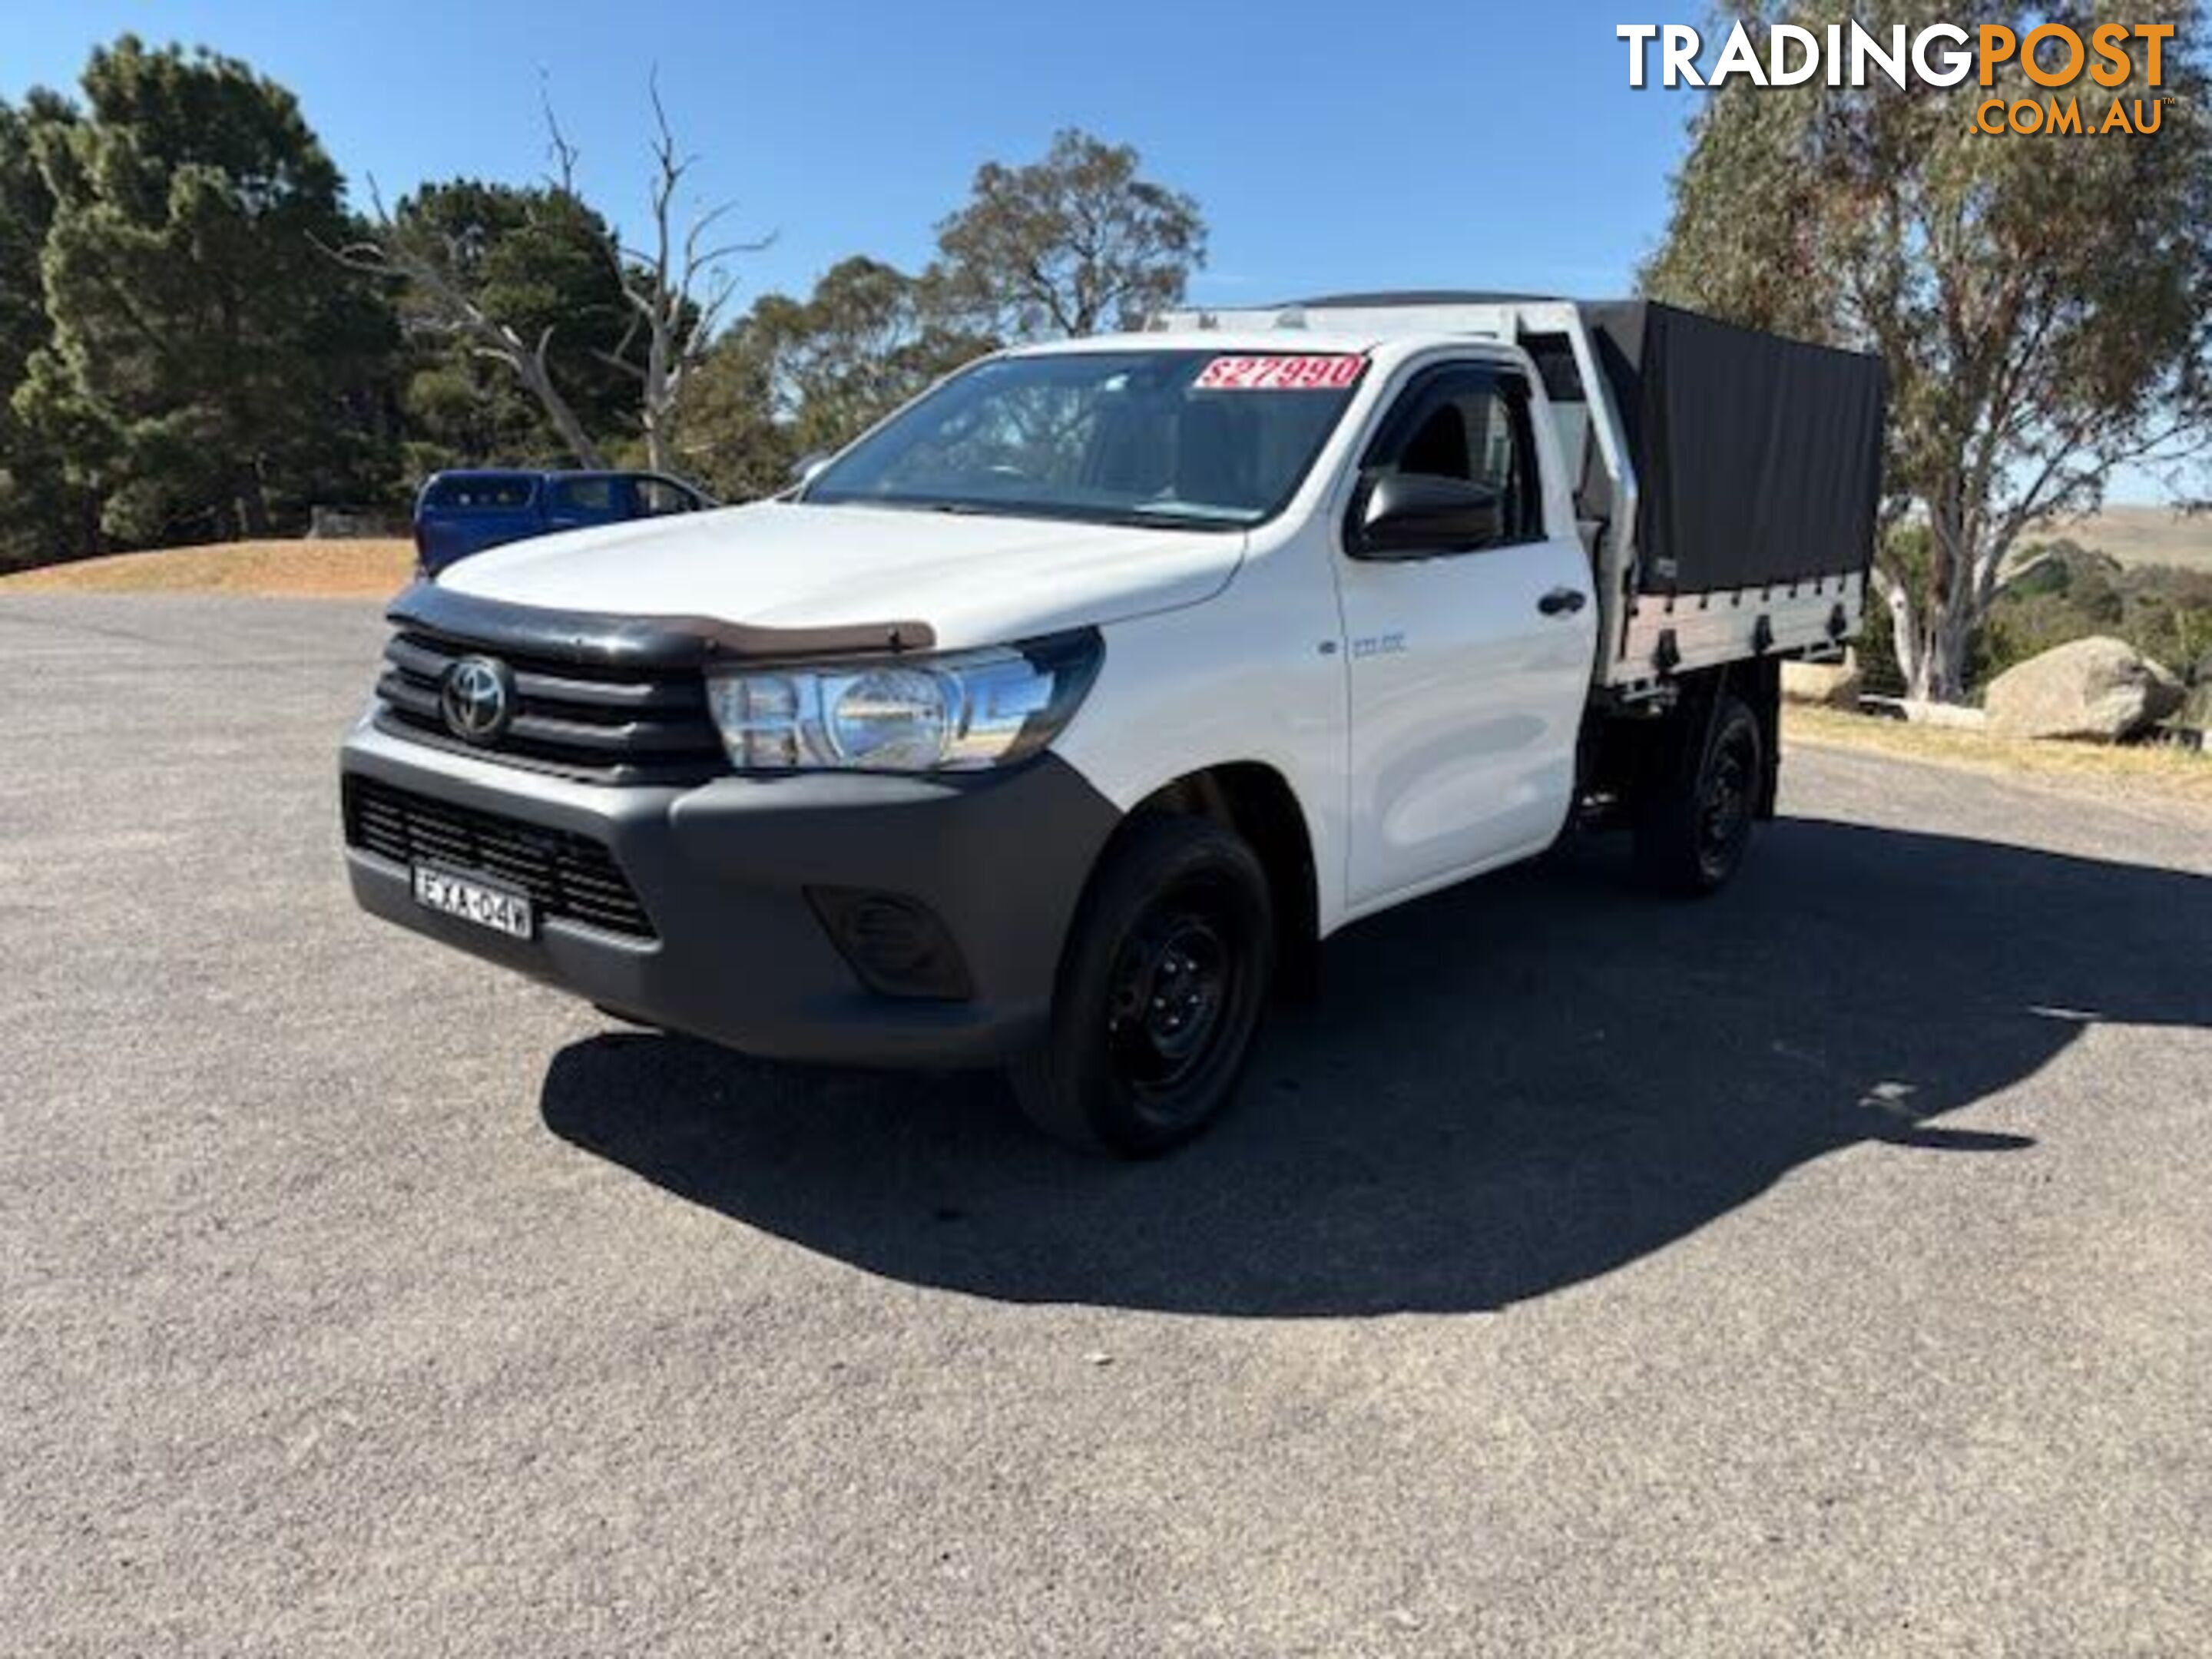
[343,775,655,939]
[375,631,727,785]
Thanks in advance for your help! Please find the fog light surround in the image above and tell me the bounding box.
[807,886,975,1001]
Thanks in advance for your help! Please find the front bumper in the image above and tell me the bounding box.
[339,719,1121,1068]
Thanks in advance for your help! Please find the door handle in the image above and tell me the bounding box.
[1538,587,1588,617]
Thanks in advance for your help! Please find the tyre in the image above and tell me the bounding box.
[1634,694,1762,896]
[1011,815,1275,1157]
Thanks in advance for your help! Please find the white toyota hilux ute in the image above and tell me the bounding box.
[341,293,1885,1155]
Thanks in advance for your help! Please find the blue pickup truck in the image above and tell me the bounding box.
[412,469,715,575]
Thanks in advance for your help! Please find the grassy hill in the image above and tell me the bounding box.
[2040,505,2212,571]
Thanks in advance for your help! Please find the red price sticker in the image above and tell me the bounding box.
[1194,355,1365,391]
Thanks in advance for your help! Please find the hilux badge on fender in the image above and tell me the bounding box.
[440,656,513,743]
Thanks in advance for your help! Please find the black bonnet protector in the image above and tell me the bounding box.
[386,581,937,667]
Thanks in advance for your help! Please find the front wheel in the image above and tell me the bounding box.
[1634,694,1763,896]
[1010,815,1274,1157]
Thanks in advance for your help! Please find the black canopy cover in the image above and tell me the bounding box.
[1581,302,1885,597]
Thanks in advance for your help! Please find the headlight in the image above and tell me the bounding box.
[707,631,1101,773]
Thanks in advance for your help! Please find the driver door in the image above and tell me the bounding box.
[1336,360,1595,909]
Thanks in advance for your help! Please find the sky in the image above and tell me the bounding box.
[3,0,1703,309]
[5,4,2184,505]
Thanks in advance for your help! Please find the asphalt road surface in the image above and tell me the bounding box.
[5,594,2209,1657]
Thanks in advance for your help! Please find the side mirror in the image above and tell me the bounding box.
[789,452,833,489]
[1353,471,1505,558]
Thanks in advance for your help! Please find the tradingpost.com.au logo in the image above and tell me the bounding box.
[1618,19,2177,135]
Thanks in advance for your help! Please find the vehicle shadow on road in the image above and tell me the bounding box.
[540,818,2211,1316]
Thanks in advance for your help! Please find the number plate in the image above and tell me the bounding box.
[412,865,534,939]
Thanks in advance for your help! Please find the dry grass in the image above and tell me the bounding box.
[2042,505,2212,571]
[1786,704,2212,808]
[0,538,415,599]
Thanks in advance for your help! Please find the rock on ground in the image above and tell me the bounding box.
[1780,652,1863,708]
[1984,636,2184,742]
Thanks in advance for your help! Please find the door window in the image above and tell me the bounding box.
[547,476,617,515]
[634,477,700,516]
[1358,366,1543,548]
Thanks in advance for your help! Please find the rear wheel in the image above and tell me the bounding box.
[1634,694,1762,896]
[1011,816,1273,1157]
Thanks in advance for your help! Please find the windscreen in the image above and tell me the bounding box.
[802,349,1367,531]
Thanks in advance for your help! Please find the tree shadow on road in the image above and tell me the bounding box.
[540,818,2211,1316]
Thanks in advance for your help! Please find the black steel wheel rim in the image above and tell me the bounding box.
[1104,881,1243,1104]
[1697,724,1756,879]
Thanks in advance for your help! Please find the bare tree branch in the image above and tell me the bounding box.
[540,73,580,197]
[587,68,772,470]
[318,174,608,468]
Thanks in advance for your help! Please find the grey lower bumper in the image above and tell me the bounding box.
[339,720,1121,1068]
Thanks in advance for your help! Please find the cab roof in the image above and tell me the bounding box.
[1004,326,1515,362]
